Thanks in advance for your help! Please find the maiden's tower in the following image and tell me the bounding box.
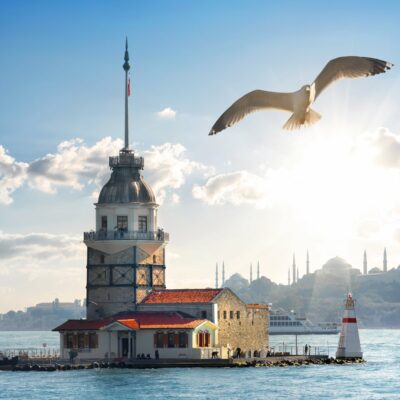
[84,39,168,319]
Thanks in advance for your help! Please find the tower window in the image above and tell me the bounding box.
[236,311,240,319]
[138,216,147,232]
[201,310,207,319]
[117,216,128,231]
[101,216,108,230]
[100,255,105,264]
[230,311,234,319]
[223,311,227,319]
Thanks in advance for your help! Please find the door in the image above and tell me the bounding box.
[121,338,129,357]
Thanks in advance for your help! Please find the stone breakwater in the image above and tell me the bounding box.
[10,357,365,372]
[232,357,365,367]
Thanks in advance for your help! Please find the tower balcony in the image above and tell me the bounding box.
[84,229,169,242]
[109,152,144,170]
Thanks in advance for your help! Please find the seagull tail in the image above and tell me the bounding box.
[283,109,322,130]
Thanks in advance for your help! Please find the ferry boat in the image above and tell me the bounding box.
[269,308,339,335]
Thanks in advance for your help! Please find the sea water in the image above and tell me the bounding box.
[0,329,399,399]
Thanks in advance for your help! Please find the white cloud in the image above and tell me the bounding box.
[0,145,28,205]
[192,170,270,208]
[0,138,211,206]
[356,127,400,168]
[144,142,213,204]
[0,231,86,311]
[156,107,177,119]
[0,231,84,262]
[27,137,122,194]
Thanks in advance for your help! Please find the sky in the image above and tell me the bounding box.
[1,0,400,312]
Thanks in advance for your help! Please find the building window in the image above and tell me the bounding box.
[167,332,175,348]
[101,216,107,230]
[201,311,207,319]
[230,311,234,319]
[65,334,74,349]
[117,216,128,231]
[100,255,105,264]
[77,334,85,349]
[89,333,98,348]
[138,216,147,232]
[197,331,210,347]
[223,311,227,320]
[236,311,240,319]
[178,332,188,348]
[154,332,164,348]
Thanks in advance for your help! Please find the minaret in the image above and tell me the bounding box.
[306,250,310,275]
[84,40,169,319]
[292,254,296,284]
[383,248,387,272]
[257,261,260,280]
[363,250,367,275]
[297,267,299,282]
[123,37,130,151]
[222,261,225,286]
[250,263,253,283]
[288,268,291,286]
[215,262,219,288]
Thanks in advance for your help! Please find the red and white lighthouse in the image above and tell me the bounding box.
[336,293,363,359]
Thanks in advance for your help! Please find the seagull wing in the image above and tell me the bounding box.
[209,90,294,135]
[313,56,393,99]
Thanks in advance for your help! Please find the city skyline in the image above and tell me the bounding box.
[1,1,400,312]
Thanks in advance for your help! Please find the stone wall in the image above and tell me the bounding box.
[215,289,269,356]
[86,246,166,319]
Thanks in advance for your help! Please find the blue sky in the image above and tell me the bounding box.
[1,0,400,311]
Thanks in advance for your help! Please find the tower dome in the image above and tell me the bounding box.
[98,153,156,205]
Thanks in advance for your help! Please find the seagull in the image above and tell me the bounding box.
[209,56,393,135]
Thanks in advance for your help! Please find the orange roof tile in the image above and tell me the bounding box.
[53,311,212,331]
[141,289,223,304]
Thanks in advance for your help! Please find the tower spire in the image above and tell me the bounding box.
[306,250,310,275]
[363,250,367,275]
[215,262,219,288]
[292,253,296,284]
[257,261,260,280]
[123,37,131,152]
[288,268,291,285]
[383,248,387,272]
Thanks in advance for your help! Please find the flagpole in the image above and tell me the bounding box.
[123,37,130,151]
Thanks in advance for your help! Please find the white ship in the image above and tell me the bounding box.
[269,308,339,335]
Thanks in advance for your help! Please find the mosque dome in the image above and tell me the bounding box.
[97,153,156,205]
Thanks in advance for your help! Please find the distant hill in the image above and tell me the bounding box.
[223,257,400,328]
[0,299,85,331]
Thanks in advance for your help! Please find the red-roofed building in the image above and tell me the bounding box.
[138,288,269,358]
[54,311,218,360]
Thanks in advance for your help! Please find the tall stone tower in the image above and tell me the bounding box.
[84,40,169,320]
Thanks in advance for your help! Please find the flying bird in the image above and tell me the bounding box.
[209,56,393,135]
